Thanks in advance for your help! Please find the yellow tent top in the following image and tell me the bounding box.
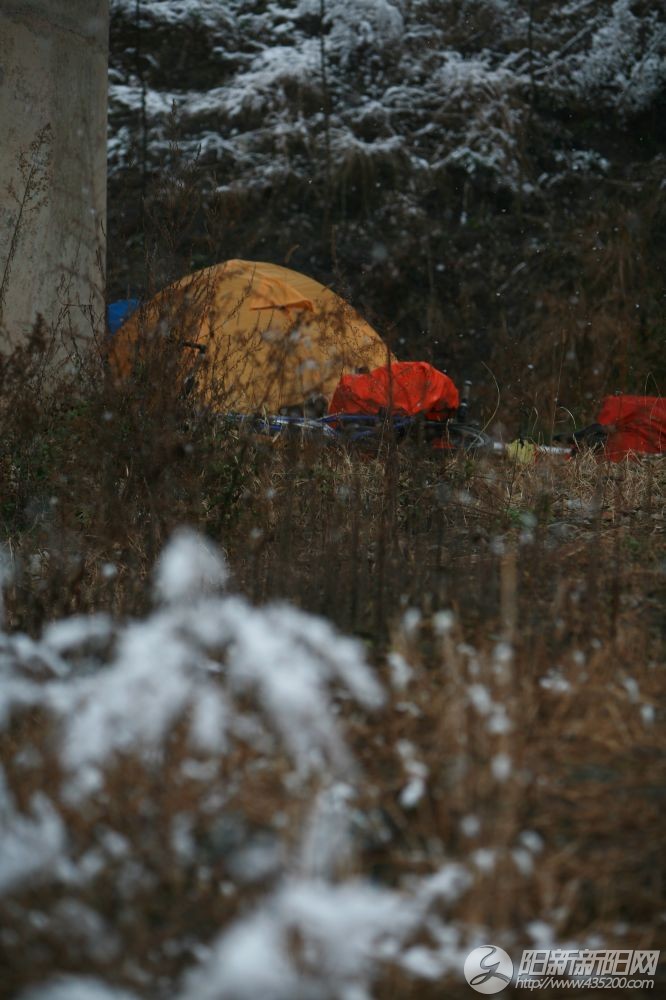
[110,259,393,412]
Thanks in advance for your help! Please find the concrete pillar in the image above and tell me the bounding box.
[0,1,108,355]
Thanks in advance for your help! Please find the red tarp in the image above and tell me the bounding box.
[329,361,459,421]
[597,395,666,460]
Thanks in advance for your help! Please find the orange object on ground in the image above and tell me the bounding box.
[597,395,666,459]
[109,260,393,412]
[329,361,459,421]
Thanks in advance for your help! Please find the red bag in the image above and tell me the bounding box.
[597,395,666,460]
[329,361,459,421]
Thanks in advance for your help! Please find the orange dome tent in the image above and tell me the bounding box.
[109,259,393,412]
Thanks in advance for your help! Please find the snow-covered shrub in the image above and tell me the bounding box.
[0,530,552,998]
[3,506,663,998]
[547,0,666,117]
[180,878,412,1000]
[0,530,396,998]
[301,0,405,67]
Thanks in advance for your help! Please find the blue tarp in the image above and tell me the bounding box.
[107,298,140,334]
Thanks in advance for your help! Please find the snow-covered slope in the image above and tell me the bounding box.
[106,0,666,400]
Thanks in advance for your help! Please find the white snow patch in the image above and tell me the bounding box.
[180,878,412,1000]
[154,527,229,604]
[18,977,140,1000]
[0,770,67,894]
[491,753,512,782]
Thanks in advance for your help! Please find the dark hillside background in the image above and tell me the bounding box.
[107,0,666,427]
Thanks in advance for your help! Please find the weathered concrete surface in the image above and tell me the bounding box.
[0,1,108,353]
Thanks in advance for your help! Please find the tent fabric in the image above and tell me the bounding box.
[597,395,666,460]
[109,260,393,412]
[329,361,460,421]
[107,298,140,334]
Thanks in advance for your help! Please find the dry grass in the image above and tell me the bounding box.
[0,337,664,997]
